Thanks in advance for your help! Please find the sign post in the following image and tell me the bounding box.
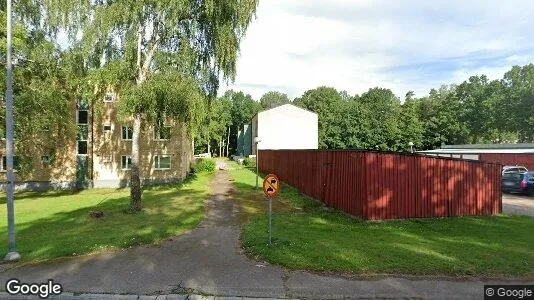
[262,174,280,246]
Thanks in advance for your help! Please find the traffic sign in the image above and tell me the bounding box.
[263,174,280,198]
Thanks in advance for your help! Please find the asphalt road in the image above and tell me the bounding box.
[502,193,534,216]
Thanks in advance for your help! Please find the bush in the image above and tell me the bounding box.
[192,158,216,173]
[243,157,256,168]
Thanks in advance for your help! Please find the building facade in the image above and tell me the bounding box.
[237,124,252,156]
[0,92,193,191]
[251,104,318,154]
[418,144,534,170]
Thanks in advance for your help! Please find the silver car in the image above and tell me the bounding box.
[502,165,528,175]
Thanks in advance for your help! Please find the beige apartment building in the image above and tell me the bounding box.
[0,92,193,191]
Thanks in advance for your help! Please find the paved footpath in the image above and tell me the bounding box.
[1,162,532,299]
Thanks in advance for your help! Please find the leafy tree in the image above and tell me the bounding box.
[205,95,232,156]
[0,6,76,175]
[259,91,290,109]
[44,0,258,211]
[294,86,345,149]
[455,75,491,143]
[357,88,402,150]
[398,99,423,151]
[417,86,469,149]
[228,90,260,153]
[502,64,534,142]
[339,99,367,149]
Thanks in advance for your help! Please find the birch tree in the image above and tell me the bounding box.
[44,0,258,211]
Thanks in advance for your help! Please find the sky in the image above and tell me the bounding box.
[220,0,534,100]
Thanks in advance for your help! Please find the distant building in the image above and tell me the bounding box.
[251,104,318,154]
[418,144,534,169]
[0,92,192,191]
[237,124,252,156]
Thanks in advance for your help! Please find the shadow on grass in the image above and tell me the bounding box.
[0,175,211,262]
[229,162,534,276]
[0,190,84,204]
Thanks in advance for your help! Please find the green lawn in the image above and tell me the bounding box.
[0,172,212,262]
[229,162,534,277]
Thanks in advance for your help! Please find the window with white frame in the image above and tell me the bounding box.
[1,156,20,172]
[122,126,133,141]
[77,106,89,155]
[154,118,171,141]
[104,93,115,103]
[154,155,171,170]
[121,155,132,170]
[103,124,112,133]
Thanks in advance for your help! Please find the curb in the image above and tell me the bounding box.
[0,293,290,300]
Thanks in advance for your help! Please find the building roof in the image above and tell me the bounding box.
[418,143,534,154]
[441,143,534,150]
[255,103,317,118]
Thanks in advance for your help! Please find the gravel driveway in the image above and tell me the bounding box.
[502,193,534,216]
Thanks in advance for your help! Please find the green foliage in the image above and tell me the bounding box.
[43,0,259,96]
[260,91,290,109]
[0,7,77,176]
[192,158,216,173]
[118,72,204,125]
[243,157,256,168]
[294,86,346,149]
[229,162,534,276]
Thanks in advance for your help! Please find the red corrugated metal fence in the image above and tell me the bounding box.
[259,150,502,220]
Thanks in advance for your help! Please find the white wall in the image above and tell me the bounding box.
[252,104,318,152]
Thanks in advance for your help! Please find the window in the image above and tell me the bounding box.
[41,155,51,167]
[77,141,88,155]
[154,155,171,170]
[103,124,112,133]
[77,106,88,155]
[154,117,171,141]
[121,155,132,170]
[104,93,115,103]
[122,126,133,141]
[77,98,89,110]
[1,156,20,172]
[77,110,88,124]
[154,125,171,141]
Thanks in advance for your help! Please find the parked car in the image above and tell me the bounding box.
[502,171,534,195]
[502,165,528,175]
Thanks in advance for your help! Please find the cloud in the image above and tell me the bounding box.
[222,0,534,100]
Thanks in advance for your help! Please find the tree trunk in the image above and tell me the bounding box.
[219,137,222,157]
[226,126,230,157]
[207,140,211,157]
[191,135,195,156]
[130,25,145,212]
[130,112,142,212]
[222,130,226,157]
